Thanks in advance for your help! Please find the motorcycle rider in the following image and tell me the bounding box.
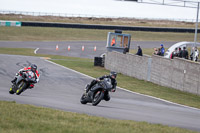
[86,71,117,101]
[11,64,40,88]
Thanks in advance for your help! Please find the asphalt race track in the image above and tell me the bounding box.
[0,41,177,59]
[0,54,200,131]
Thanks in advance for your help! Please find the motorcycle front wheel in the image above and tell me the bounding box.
[9,86,15,94]
[80,93,88,104]
[92,90,104,106]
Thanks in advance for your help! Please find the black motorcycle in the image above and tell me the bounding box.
[80,78,113,106]
[9,71,36,95]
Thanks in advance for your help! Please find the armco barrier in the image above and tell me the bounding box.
[21,21,198,33]
[105,52,200,95]
[0,20,21,27]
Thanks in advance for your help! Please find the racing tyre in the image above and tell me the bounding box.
[9,87,14,94]
[92,90,104,106]
[16,82,26,95]
[80,93,88,104]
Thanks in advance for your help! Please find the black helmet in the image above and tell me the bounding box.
[110,71,117,79]
[31,64,37,72]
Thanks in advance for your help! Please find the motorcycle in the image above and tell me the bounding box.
[9,71,36,95]
[80,78,113,106]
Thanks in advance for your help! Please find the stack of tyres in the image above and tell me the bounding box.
[94,57,103,67]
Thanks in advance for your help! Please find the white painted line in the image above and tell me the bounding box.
[44,59,95,80]
[44,59,200,111]
[34,48,39,54]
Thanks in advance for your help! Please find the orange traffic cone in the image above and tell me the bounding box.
[94,46,97,51]
[56,44,59,50]
[68,46,70,51]
[82,46,84,51]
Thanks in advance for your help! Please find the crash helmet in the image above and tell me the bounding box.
[110,71,117,79]
[31,64,37,72]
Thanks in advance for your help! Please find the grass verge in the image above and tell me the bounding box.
[0,47,200,109]
[0,26,199,42]
[0,14,196,28]
[0,101,197,133]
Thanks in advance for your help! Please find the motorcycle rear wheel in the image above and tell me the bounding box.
[92,90,104,106]
[16,81,26,95]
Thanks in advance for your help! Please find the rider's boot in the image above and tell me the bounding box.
[29,84,34,89]
[104,92,111,101]
[11,77,17,84]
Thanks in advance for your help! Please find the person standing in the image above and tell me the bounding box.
[111,37,116,46]
[194,47,199,61]
[160,44,165,56]
[181,47,189,59]
[170,48,178,59]
[153,48,158,55]
[136,45,143,56]
[178,47,182,58]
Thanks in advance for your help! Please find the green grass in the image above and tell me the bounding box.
[52,58,200,109]
[1,101,197,133]
[0,26,199,42]
[0,47,200,109]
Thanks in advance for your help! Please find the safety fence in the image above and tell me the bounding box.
[0,10,196,22]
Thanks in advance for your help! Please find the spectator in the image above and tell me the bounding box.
[153,48,158,55]
[160,44,165,56]
[123,45,129,54]
[136,45,143,56]
[178,47,182,57]
[157,48,161,56]
[194,47,199,61]
[181,47,189,59]
[190,47,195,61]
[170,47,178,59]
[192,47,199,61]
[111,37,116,46]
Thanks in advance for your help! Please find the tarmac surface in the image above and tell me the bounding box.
[0,41,177,59]
[0,54,200,131]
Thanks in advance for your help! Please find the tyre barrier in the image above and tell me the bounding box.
[21,21,198,33]
[94,57,104,67]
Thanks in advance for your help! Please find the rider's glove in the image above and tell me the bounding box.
[19,71,23,75]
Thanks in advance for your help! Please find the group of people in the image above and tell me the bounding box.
[153,44,165,56]
[170,46,199,61]
[136,44,165,57]
[137,43,199,62]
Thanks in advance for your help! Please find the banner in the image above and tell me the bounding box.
[0,21,21,27]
